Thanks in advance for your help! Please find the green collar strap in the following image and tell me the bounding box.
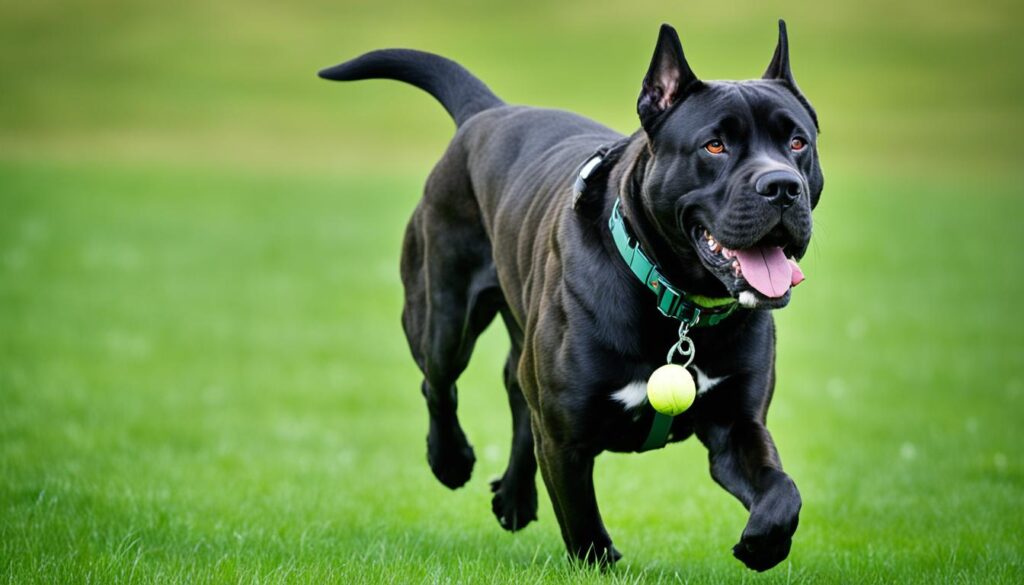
[640,412,674,452]
[608,199,738,327]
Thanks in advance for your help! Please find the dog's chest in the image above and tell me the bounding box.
[610,366,728,411]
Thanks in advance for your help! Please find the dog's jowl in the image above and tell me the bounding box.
[320,20,823,571]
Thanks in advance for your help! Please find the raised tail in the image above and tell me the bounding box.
[318,49,504,127]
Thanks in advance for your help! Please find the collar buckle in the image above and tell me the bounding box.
[653,277,682,318]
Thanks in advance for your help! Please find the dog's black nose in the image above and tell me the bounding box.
[755,170,803,207]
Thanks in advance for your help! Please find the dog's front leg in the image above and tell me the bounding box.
[532,418,621,566]
[697,420,801,572]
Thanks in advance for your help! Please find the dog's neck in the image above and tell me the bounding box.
[608,132,730,300]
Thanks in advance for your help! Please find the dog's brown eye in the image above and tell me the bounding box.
[791,137,806,151]
[704,140,725,154]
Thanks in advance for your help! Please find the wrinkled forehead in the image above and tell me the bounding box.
[656,81,817,146]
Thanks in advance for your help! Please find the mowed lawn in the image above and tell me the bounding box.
[2,0,1024,583]
[2,163,1022,583]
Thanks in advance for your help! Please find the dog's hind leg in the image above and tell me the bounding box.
[401,163,500,490]
[489,326,538,531]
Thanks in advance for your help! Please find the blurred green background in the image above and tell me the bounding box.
[1,0,1022,583]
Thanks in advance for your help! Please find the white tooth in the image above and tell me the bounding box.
[707,239,715,250]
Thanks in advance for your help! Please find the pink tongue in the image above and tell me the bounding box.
[733,247,796,298]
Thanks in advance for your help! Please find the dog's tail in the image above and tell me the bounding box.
[318,49,505,127]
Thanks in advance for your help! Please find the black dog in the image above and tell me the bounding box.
[320,20,823,571]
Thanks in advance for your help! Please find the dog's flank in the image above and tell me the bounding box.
[320,18,821,572]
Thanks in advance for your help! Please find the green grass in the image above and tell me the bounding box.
[2,0,1024,582]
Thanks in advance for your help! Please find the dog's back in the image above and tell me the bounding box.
[321,49,622,317]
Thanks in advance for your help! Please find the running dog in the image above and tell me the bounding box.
[319,20,823,571]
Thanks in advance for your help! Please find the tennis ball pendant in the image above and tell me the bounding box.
[647,364,697,416]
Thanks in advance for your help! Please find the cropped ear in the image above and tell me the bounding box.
[638,24,701,131]
[763,19,819,130]
[763,19,795,85]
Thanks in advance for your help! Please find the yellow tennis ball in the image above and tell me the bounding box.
[646,364,696,416]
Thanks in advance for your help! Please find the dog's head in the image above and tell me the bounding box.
[629,20,823,309]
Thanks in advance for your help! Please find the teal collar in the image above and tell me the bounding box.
[608,199,738,327]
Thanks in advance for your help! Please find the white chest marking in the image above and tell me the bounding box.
[612,367,729,411]
[611,381,649,409]
[692,366,728,396]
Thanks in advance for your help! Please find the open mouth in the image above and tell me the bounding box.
[690,224,805,309]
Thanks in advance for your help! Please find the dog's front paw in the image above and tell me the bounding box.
[733,532,792,572]
[490,474,537,532]
[426,423,475,489]
[733,469,801,572]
